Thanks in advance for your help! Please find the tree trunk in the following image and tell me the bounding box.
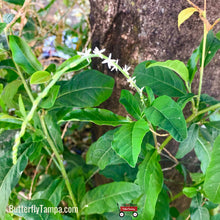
[89,0,220,212]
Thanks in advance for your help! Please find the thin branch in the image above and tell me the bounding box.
[28,155,44,200]
[149,128,169,137]
[83,24,96,52]
[162,163,178,171]
[61,121,70,139]
[162,147,179,165]
[45,152,55,174]
[186,215,191,220]
[5,0,31,30]
[210,18,220,30]
[186,0,202,12]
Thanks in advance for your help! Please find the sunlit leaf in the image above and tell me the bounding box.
[30,71,51,84]
[178,7,198,29]
[148,60,189,83]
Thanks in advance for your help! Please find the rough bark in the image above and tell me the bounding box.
[89,0,220,211]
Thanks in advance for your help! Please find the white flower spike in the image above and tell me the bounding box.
[93,47,106,57]
[127,76,136,88]
[111,59,118,71]
[122,65,131,76]
[77,48,91,62]
[102,53,116,69]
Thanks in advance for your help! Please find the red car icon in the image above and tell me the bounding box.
[119,204,138,217]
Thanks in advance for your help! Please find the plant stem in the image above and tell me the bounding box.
[197,10,207,109]
[186,102,220,122]
[159,136,172,152]
[170,191,184,202]
[39,113,80,220]
[13,61,35,103]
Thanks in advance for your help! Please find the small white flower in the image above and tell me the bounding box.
[110,59,118,71]
[93,47,106,57]
[123,65,131,72]
[127,76,136,88]
[102,53,116,69]
[140,87,144,94]
[122,65,131,76]
[139,87,145,104]
[77,48,91,62]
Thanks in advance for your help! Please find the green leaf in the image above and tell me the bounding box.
[0,23,6,34]
[38,0,56,13]
[9,35,43,74]
[0,59,17,74]
[190,173,205,184]
[194,134,212,173]
[190,194,210,220]
[145,86,155,105]
[178,7,198,29]
[183,187,198,198]
[153,188,170,220]
[100,163,138,182]
[0,113,23,129]
[86,129,124,170]
[32,178,65,206]
[148,60,189,83]
[4,214,13,220]
[176,124,199,158]
[177,93,195,110]
[144,96,187,142]
[61,108,130,126]
[30,71,51,84]
[200,94,220,106]
[57,55,90,73]
[39,85,60,109]
[1,80,22,108]
[134,61,187,97]
[55,70,114,108]
[45,113,63,153]
[104,212,132,220]
[211,214,220,220]
[203,135,220,203]
[71,176,86,204]
[13,199,63,219]
[187,46,200,83]
[3,0,24,5]
[112,119,149,167]
[0,144,34,220]
[18,94,26,118]
[45,63,56,73]
[136,151,163,220]
[119,90,142,120]
[80,182,141,215]
[200,31,220,67]
[216,31,220,40]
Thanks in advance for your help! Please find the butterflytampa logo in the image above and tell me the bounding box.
[7,205,78,215]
